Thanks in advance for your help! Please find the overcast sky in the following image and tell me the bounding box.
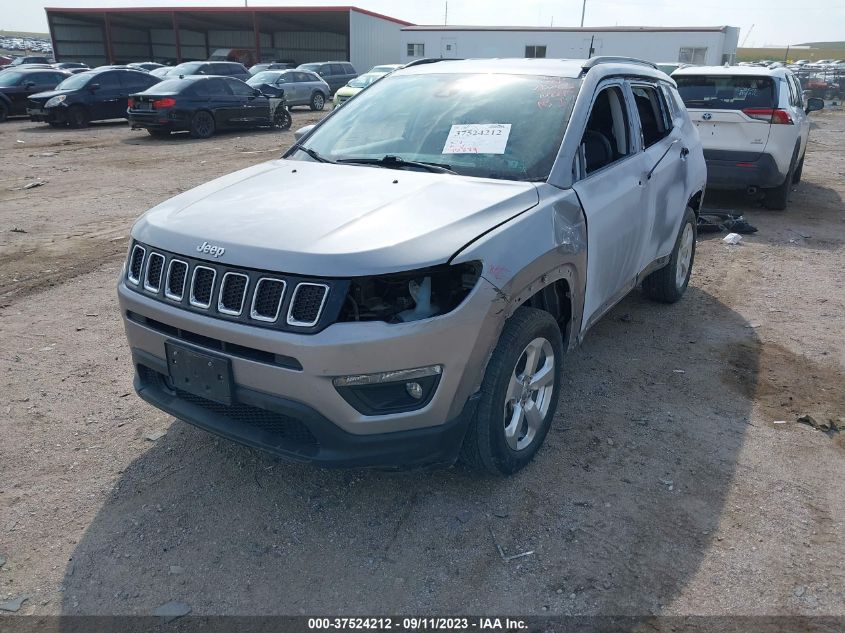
[1,0,843,46]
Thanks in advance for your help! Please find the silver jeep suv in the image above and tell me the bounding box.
[119,57,706,474]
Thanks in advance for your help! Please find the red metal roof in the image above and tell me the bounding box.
[44,5,413,27]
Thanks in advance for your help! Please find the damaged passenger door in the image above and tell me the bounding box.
[572,81,649,332]
[630,81,689,269]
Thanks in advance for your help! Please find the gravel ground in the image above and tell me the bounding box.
[0,109,843,618]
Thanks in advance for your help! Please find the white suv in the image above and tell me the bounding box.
[673,65,824,209]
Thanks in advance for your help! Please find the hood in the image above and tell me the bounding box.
[132,159,539,277]
[29,88,75,103]
[336,85,362,97]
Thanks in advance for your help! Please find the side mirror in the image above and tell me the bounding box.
[24,81,35,88]
[252,88,261,97]
[294,124,315,142]
[805,97,824,113]
[88,83,100,91]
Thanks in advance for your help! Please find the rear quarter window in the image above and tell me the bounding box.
[675,75,776,110]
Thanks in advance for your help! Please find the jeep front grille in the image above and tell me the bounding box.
[144,252,165,292]
[218,272,249,316]
[124,241,340,333]
[128,245,145,284]
[165,260,188,301]
[251,278,286,322]
[287,283,329,327]
[190,266,216,308]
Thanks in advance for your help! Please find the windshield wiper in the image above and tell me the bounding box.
[298,146,336,164]
[335,155,456,174]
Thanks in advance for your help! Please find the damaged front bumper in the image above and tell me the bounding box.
[118,275,505,467]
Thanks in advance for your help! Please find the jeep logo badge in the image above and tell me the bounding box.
[197,241,225,258]
[702,113,712,121]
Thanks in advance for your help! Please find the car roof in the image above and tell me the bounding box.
[14,68,68,74]
[674,65,792,77]
[396,57,669,82]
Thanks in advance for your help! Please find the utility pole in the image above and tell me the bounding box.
[580,0,586,27]
[444,1,448,25]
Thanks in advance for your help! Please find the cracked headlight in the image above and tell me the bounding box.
[338,262,481,324]
[45,95,67,107]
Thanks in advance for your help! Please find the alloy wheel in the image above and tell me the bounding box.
[503,337,556,451]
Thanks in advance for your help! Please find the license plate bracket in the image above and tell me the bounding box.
[165,341,233,405]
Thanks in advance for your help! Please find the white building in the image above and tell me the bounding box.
[400,25,740,66]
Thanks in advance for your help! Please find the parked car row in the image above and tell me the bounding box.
[2,66,291,138]
[0,36,52,55]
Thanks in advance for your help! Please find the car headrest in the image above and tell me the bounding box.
[583,129,613,173]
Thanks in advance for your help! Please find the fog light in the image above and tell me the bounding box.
[333,365,442,415]
[406,381,423,399]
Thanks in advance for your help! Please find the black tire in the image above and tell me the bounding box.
[764,149,798,210]
[272,106,292,130]
[147,129,171,138]
[642,206,697,304]
[460,307,563,475]
[310,92,326,111]
[0,103,8,123]
[189,110,215,139]
[67,105,89,128]
[792,153,805,184]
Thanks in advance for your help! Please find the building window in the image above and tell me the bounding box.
[679,47,707,64]
[407,43,424,57]
[525,45,547,58]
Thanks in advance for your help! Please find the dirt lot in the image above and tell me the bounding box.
[0,109,844,618]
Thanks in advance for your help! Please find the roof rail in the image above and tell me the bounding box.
[582,56,658,71]
[402,57,464,68]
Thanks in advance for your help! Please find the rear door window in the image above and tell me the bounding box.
[675,75,776,110]
[330,64,345,76]
[97,72,120,89]
[631,84,673,148]
[224,78,254,97]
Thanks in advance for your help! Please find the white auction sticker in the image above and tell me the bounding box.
[442,123,511,154]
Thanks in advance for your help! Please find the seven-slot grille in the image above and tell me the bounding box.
[125,242,337,332]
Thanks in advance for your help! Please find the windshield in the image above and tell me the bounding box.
[297,72,580,182]
[169,62,204,76]
[676,75,776,110]
[0,72,24,87]
[55,72,93,90]
[348,73,381,88]
[145,79,187,93]
[247,71,283,86]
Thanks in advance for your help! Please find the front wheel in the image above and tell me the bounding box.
[0,103,8,123]
[272,106,292,130]
[460,308,563,475]
[67,105,89,128]
[310,92,325,111]
[642,206,697,304]
[189,110,215,139]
